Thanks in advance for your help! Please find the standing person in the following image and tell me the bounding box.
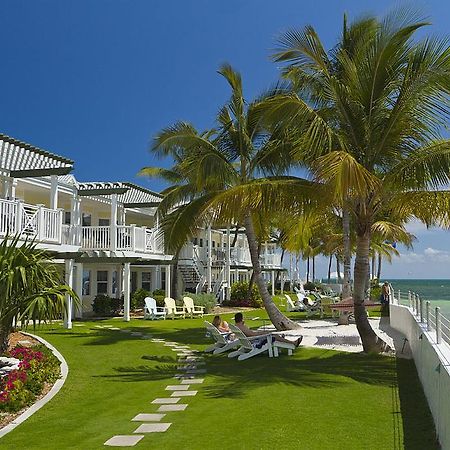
[381,282,390,305]
[234,312,303,347]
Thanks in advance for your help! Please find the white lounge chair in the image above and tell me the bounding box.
[204,321,239,354]
[301,295,324,318]
[227,324,274,360]
[183,296,205,318]
[285,294,305,312]
[164,297,185,319]
[144,297,166,320]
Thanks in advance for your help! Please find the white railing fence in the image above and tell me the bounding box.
[390,288,450,448]
[0,198,62,244]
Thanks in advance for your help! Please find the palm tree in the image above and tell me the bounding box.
[268,9,450,351]
[141,65,321,330]
[0,236,78,353]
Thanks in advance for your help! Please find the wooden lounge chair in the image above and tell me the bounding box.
[164,297,185,319]
[144,297,166,320]
[204,321,239,354]
[183,296,205,318]
[227,324,274,360]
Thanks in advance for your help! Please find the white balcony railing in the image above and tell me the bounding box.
[0,198,63,244]
[81,225,163,254]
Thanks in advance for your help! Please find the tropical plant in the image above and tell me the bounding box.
[140,65,321,330]
[269,9,450,351]
[0,236,78,353]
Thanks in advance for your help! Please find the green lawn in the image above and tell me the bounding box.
[0,313,437,450]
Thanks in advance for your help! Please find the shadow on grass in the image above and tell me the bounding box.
[395,358,439,450]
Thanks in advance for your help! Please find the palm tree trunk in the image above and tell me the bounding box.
[353,230,385,352]
[342,207,352,298]
[312,255,315,282]
[306,257,310,282]
[171,250,180,299]
[248,242,261,296]
[336,256,341,282]
[244,215,300,330]
[377,253,382,281]
[371,253,376,281]
[327,255,332,283]
[0,323,10,354]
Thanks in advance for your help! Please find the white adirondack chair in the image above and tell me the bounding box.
[285,294,305,312]
[164,297,185,319]
[204,321,239,354]
[144,297,166,320]
[183,296,205,318]
[227,324,274,360]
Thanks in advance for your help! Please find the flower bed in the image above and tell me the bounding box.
[0,345,60,413]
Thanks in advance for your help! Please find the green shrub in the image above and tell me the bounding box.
[183,293,216,313]
[152,289,165,307]
[131,288,150,310]
[224,281,263,308]
[92,295,122,316]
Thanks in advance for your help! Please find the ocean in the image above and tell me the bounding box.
[387,279,450,320]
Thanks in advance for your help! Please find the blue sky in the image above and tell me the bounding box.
[1,0,449,278]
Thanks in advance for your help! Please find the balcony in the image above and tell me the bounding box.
[80,225,163,254]
[0,198,63,244]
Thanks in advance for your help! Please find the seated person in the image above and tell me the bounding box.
[212,315,231,333]
[234,312,303,347]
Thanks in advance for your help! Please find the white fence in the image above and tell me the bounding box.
[390,292,450,449]
[0,198,62,244]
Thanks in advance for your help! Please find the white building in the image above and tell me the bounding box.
[0,133,285,325]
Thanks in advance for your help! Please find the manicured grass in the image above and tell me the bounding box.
[0,314,438,449]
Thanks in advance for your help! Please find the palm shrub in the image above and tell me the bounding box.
[0,236,78,353]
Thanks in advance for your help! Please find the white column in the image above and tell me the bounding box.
[74,263,83,318]
[271,270,275,296]
[110,193,118,252]
[281,271,285,294]
[165,265,171,298]
[123,262,130,321]
[207,225,212,293]
[8,178,17,199]
[50,174,58,209]
[64,259,74,329]
[226,227,231,301]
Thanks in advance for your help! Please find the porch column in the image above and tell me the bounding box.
[64,259,74,329]
[207,225,212,293]
[123,262,130,321]
[74,263,83,318]
[7,178,17,200]
[235,268,239,284]
[281,271,285,294]
[225,227,231,301]
[165,265,171,298]
[50,175,58,209]
[110,193,118,251]
[271,270,275,296]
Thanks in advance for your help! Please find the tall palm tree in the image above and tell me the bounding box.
[267,9,450,351]
[0,236,77,353]
[141,65,321,330]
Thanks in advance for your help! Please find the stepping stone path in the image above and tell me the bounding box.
[103,326,207,447]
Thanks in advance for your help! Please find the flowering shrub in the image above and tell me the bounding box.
[0,345,60,412]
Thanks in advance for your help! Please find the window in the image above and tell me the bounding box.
[64,211,71,225]
[199,238,203,247]
[193,237,198,246]
[99,218,110,226]
[131,271,137,294]
[142,272,151,291]
[161,269,166,290]
[82,213,91,226]
[212,241,216,248]
[97,270,108,294]
[82,270,91,295]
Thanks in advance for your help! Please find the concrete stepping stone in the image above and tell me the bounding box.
[130,332,143,336]
[132,413,166,422]
[171,390,197,397]
[179,356,204,360]
[94,325,105,328]
[74,324,85,327]
[151,398,180,404]
[165,385,190,391]
[157,404,188,412]
[174,374,196,379]
[134,423,171,433]
[109,327,121,330]
[104,435,144,446]
[151,339,165,342]
[181,379,204,384]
